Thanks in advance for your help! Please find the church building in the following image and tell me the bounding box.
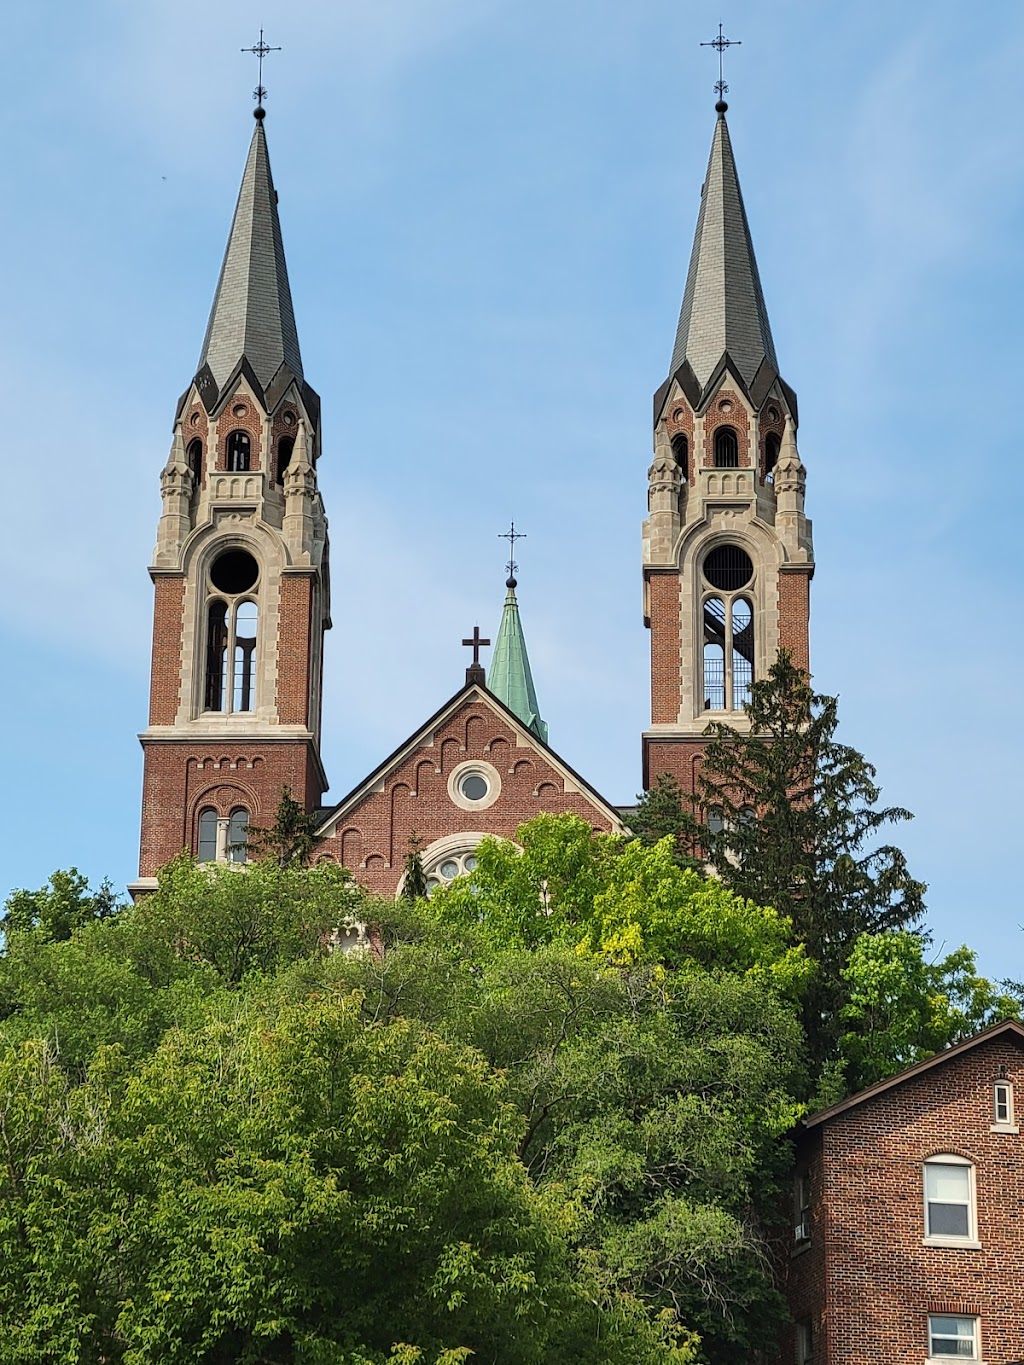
[132,91,812,898]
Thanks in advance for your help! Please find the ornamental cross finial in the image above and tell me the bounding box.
[241,29,281,112]
[462,625,491,684]
[700,23,741,102]
[499,521,526,583]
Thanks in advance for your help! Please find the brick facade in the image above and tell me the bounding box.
[316,688,624,899]
[778,566,811,673]
[786,1023,1024,1365]
[147,574,185,726]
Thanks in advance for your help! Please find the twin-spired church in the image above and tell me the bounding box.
[131,94,812,897]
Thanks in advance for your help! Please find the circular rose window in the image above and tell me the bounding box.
[448,760,501,811]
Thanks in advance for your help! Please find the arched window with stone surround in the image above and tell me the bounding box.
[714,426,739,468]
[227,808,249,864]
[198,808,218,863]
[671,433,689,479]
[202,550,261,715]
[701,544,755,712]
[226,430,251,472]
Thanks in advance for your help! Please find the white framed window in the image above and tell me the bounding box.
[928,1314,978,1359]
[992,1080,1018,1132]
[923,1157,978,1245]
[795,1319,813,1363]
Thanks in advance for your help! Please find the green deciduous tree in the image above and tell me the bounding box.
[2,868,120,942]
[838,931,1023,1090]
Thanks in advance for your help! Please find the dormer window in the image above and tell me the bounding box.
[227,430,251,472]
[714,426,739,468]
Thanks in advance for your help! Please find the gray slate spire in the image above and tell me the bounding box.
[197,118,303,398]
[670,109,777,390]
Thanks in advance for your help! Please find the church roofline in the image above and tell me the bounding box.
[315,680,627,837]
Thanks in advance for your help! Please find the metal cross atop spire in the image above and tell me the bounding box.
[462,625,491,685]
[701,23,741,103]
[241,29,281,114]
[499,521,526,586]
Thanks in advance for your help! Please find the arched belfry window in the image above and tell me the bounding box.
[276,437,294,484]
[203,550,260,715]
[671,433,689,479]
[701,544,755,712]
[226,430,251,472]
[764,432,781,482]
[187,438,203,483]
[714,426,739,468]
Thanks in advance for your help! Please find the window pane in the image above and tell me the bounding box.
[233,602,258,713]
[227,808,249,864]
[198,809,218,863]
[928,1202,970,1237]
[925,1164,969,1203]
[929,1315,977,1358]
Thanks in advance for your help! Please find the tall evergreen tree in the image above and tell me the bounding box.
[246,786,324,868]
[401,833,429,902]
[693,652,926,1054]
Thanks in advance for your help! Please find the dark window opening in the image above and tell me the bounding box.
[671,433,688,479]
[210,550,259,595]
[703,544,754,591]
[186,438,203,483]
[198,808,218,863]
[226,430,251,472]
[276,436,294,483]
[227,808,249,864]
[714,426,739,468]
[205,602,228,711]
[764,431,781,482]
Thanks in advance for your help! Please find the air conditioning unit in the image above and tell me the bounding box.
[794,1219,811,1243]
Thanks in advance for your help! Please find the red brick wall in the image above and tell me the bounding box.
[702,389,751,468]
[215,394,262,471]
[789,1037,1024,1365]
[647,570,681,725]
[320,698,619,897]
[139,739,325,876]
[277,574,314,726]
[148,575,185,725]
[778,567,811,673]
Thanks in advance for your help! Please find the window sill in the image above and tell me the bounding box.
[921,1236,982,1250]
[990,1122,1019,1134]
[790,1240,812,1259]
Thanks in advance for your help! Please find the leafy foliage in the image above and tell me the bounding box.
[247,785,325,868]
[1,868,120,942]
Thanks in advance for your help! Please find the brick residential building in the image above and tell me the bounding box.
[786,1019,1024,1365]
[133,90,813,897]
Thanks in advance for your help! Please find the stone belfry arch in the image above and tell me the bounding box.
[642,99,813,795]
[134,107,329,891]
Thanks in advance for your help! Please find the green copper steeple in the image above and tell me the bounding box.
[487,574,548,744]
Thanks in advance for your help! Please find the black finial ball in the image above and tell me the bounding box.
[715,99,728,114]
[506,575,517,590]
[254,105,266,121]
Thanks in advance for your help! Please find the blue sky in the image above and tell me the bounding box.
[2,0,1021,978]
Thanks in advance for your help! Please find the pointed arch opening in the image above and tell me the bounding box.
[187,438,203,483]
[701,544,755,713]
[764,431,781,482]
[714,426,739,469]
[276,436,294,484]
[671,433,689,479]
[226,430,251,472]
[202,550,261,716]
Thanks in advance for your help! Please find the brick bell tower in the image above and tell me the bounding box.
[642,97,813,796]
[134,106,329,891]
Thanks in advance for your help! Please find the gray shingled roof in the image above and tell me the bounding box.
[670,111,777,389]
[197,119,303,396]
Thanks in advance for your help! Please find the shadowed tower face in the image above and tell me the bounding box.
[134,112,330,890]
[642,102,813,796]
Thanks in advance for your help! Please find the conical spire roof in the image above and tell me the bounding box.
[487,578,548,744]
[197,117,303,398]
[670,107,777,390]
